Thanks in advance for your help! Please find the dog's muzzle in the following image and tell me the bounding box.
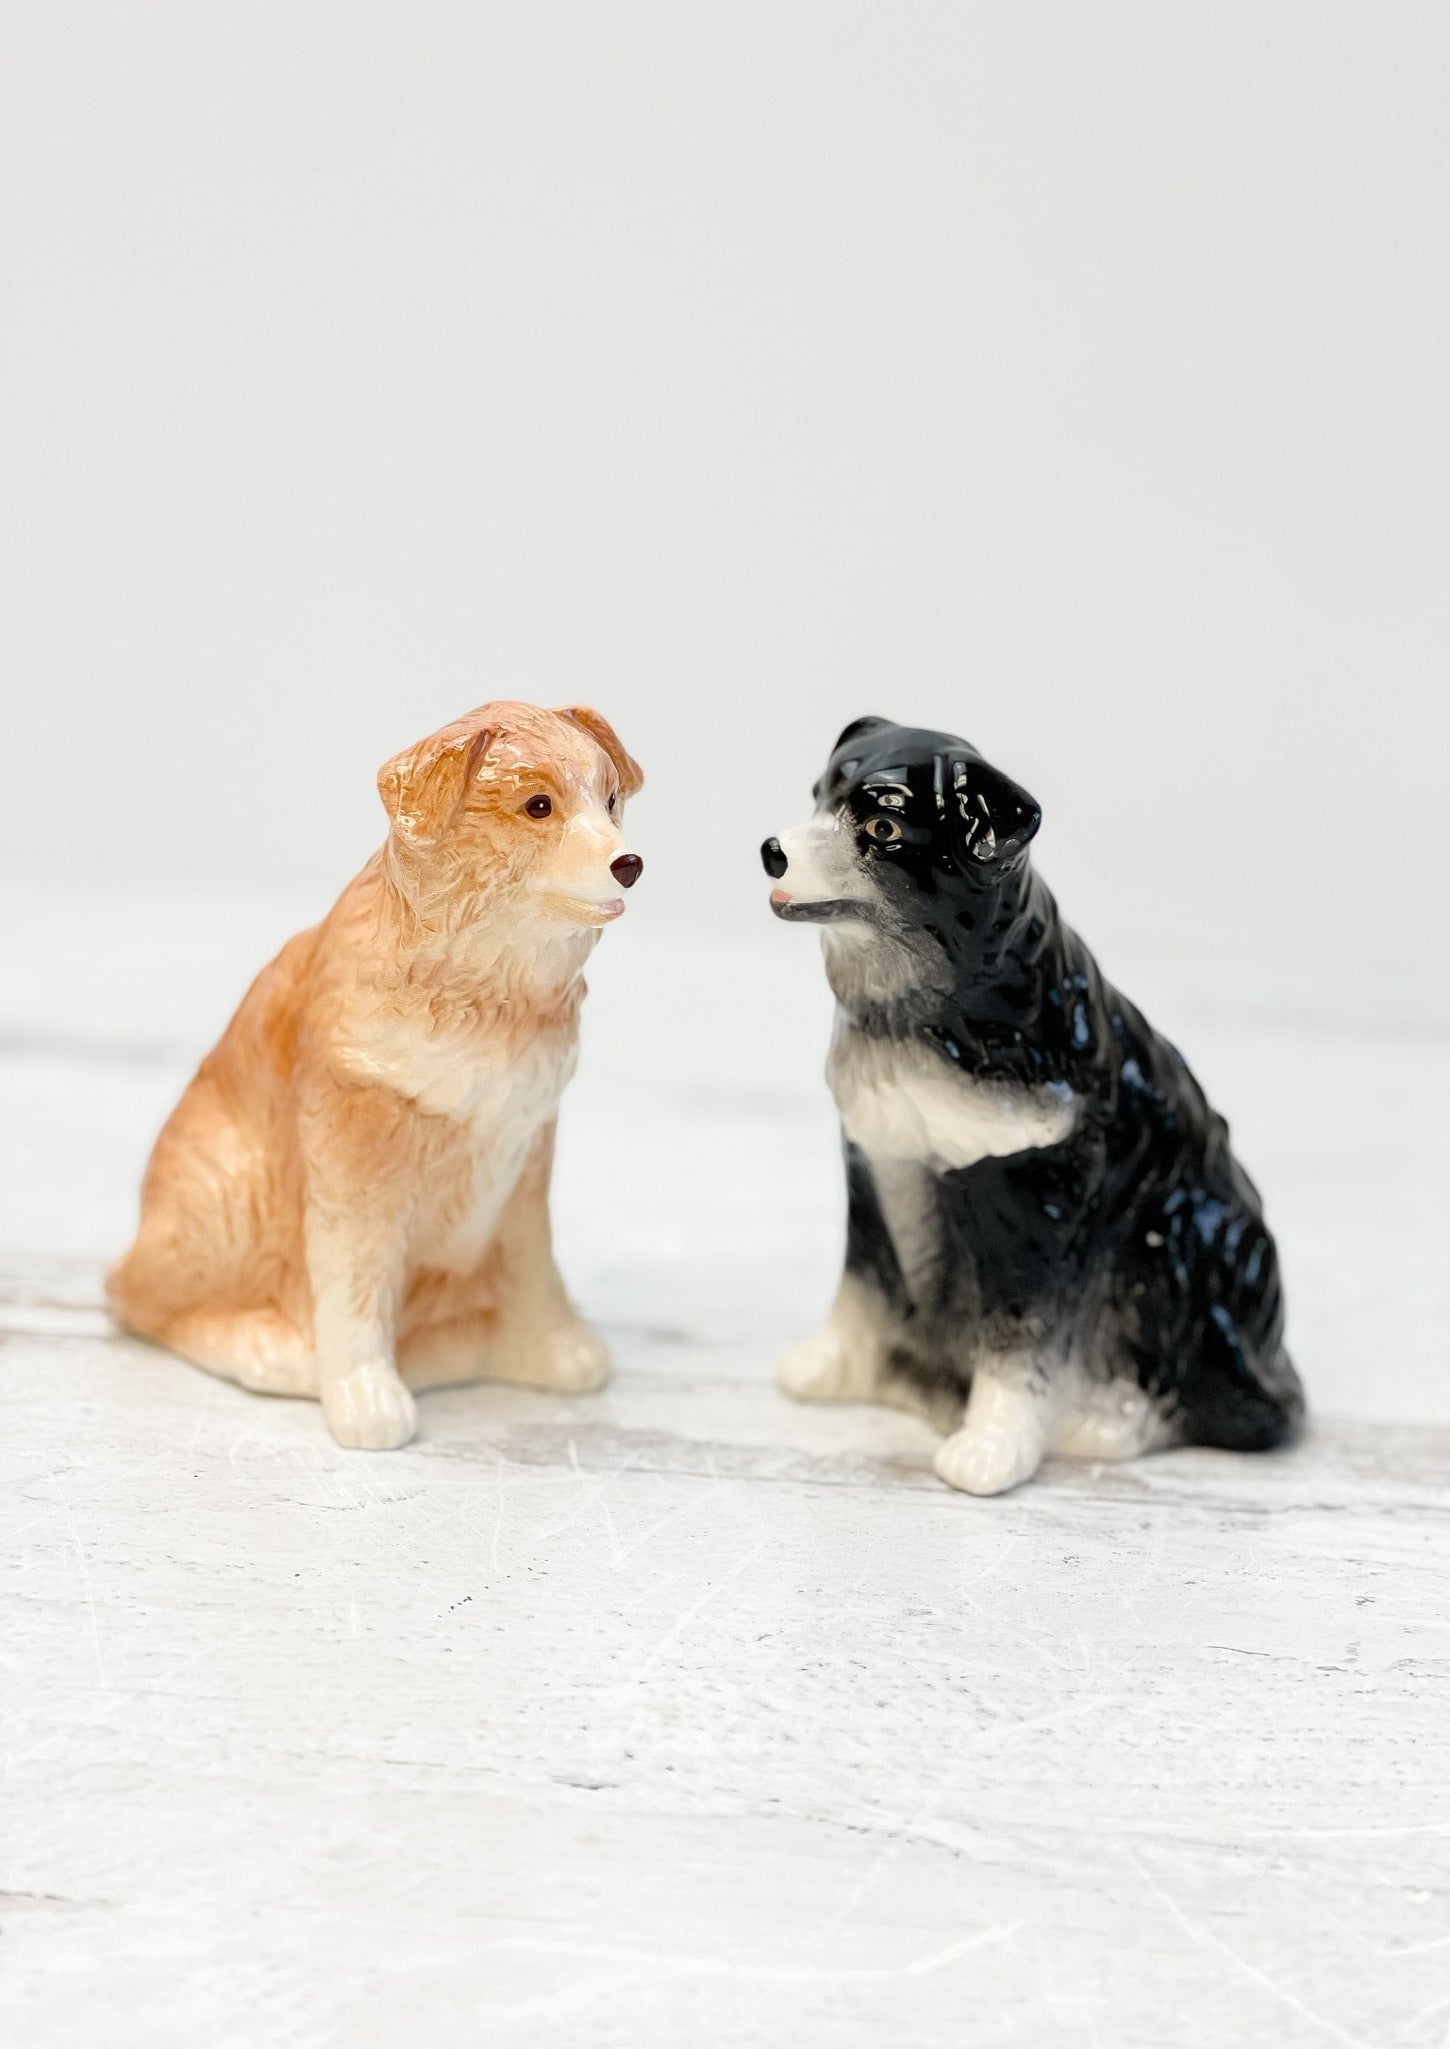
[760,837,788,879]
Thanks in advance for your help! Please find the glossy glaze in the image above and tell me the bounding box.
[109,701,644,1450]
[763,716,1302,1493]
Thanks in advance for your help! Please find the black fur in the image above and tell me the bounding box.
[764,717,1303,1453]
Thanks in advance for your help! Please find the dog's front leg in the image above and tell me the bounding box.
[484,1123,610,1394]
[302,1084,418,1450]
[778,1140,938,1419]
[933,1354,1056,1496]
[307,1206,416,1449]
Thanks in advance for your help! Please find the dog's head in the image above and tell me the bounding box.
[379,701,643,927]
[761,715,1039,935]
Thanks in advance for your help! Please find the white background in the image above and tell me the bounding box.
[4,23,1450,2035]
[3,1,1448,978]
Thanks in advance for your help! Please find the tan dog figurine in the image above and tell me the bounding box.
[108,701,643,1450]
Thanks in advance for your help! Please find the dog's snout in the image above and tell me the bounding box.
[761,837,788,880]
[610,853,643,889]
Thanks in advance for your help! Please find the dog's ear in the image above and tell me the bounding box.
[556,705,643,797]
[939,751,1041,869]
[834,715,890,753]
[378,720,492,848]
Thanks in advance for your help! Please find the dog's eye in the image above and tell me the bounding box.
[607,790,618,815]
[523,795,553,820]
[865,815,903,845]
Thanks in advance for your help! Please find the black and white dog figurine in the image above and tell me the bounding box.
[762,717,1302,1496]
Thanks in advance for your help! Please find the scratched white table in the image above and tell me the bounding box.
[3,864,1448,2048]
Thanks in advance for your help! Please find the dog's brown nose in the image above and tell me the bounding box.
[610,853,643,889]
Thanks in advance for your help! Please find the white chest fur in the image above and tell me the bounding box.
[362,1019,578,1131]
[346,1018,580,1274]
[427,1129,538,1274]
[826,1021,1077,1173]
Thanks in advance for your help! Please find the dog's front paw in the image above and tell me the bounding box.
[777,1325,874,1404]
[934,1420,1043,1497]
[322,1359,418,1451]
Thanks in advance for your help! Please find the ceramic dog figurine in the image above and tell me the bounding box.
[109,700,643,1450]
[762,716,1302,1496]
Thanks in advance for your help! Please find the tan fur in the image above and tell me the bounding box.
[108,701,643,1448]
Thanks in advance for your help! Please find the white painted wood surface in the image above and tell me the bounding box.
[3,869,1448,2046]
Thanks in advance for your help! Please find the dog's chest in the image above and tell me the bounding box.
[353,1019,578,1274]
[350,1000,576,1121]
[423,1132,539,1274]
[826,1021,1077,1174]
[432,1063,571,1271]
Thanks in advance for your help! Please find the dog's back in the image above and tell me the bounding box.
[1059,934,1302,1451]
[872,900,1303,1453]
[106,921,322,1347]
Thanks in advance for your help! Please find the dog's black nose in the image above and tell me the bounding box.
[610,853,643,889]
[761,837,787,879]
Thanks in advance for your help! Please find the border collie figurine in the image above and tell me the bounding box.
[761,716,1302,1496]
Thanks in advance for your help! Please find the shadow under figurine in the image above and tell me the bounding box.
[109,700,643,1450]
[762,716,1303,1497]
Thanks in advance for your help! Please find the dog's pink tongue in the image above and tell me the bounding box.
[770,888,791,906]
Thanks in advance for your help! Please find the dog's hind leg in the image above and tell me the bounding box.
[153,1307,315,1398]
[1051,1369,1175,1462]
[108,1068,307,1396]
[934,1354,1056,1497]
[399,1310,494,1391]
